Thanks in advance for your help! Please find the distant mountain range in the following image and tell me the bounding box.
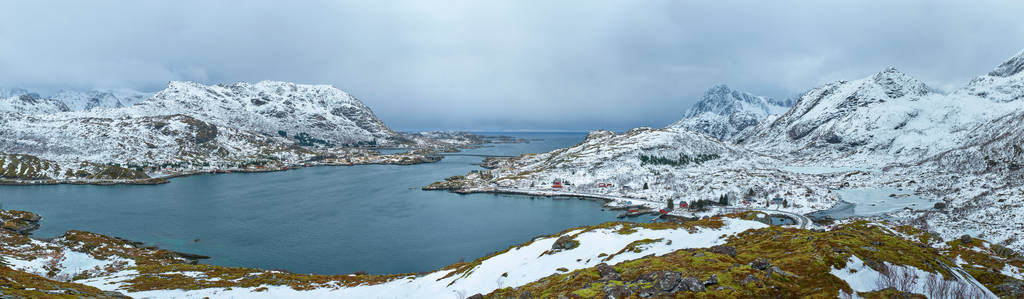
[0,87,151,112]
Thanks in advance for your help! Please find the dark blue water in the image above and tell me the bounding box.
[0,133,630,275]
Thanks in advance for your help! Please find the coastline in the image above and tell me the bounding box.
[428,186,815,227]
[0,135,532,187]
[0,152,444,186]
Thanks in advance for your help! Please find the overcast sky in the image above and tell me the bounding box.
[2,1,1022,131]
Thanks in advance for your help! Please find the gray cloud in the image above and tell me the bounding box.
[1,1,1022,131]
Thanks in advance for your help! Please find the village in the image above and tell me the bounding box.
[448,177,810,228]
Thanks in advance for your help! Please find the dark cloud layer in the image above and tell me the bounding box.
[1,1,1022,131]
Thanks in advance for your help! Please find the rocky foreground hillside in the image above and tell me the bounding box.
[2,209,1021,298]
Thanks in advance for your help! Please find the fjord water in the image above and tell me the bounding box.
[0,133,624,275]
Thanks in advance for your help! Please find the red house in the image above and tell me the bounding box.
[679,202,689,209]
[552,181,563,188]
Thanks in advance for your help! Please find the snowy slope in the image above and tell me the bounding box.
[0,87,32,98]
[668,84,791,142]
[435,127,842,214]
[122,81,405,147]
[0,94,70,114]
[0,112,314,169]
[52,89,151,111]
[739,66,1023,167]
[958,50,1024,102]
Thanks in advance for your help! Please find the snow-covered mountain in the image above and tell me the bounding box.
[668,84,791,142]
[0,112,315,168]
[430,127,841,213]
[0,87,150,114]
[0,80,499,182]
[738,66,1021,166]
[52,89,151,111]
[0,94,70,114]
[122,81,405,147]
[0,87,32,99]
[956,50,1024,103]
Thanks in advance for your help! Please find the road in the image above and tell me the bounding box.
[751,208,811,229]
[490,187,812,229]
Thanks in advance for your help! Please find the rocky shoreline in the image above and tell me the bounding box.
[0,151,444,186]
[0,132,533,187]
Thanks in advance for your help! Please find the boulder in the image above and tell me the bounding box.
[637,271,682,292]
[960,234,972,244]
[703,274,718,286]
[551,235,579,251]
[0,210,42,235]
[709,245,737,257]
[740,274,761,285]
[680,277,705,292]
[767,266,799,278]
[595,263,621,281]
[602,284,632,298]
[750,258,772,270]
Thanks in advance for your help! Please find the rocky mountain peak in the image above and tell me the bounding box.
[989,49,1024,77]
[869,67,932,99]
[669,85,790,142]
[0,93,70,114]
[683,84,788,118]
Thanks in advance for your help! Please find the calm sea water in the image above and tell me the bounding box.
[0,132,636,275]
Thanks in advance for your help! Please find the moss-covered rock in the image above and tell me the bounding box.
[0,210,42,235]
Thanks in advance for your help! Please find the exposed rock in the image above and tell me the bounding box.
[653,272,682,291]
[715,285,736,292]
[960,234,972,244]
[602,284,632,298]
[0,210,42,235]
[766,266,799,278]
[709,245,737,257]
[750,258,772,270]
[595,263,621,281]
[994,281,1024,298]
[740,274,761,285]
[679,277,705,292]
[703,274,718,286]
[517,291,532,299]
[551,235,579,251]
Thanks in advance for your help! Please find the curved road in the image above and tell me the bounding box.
[489,187,812,229]
[750,208,811,229]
